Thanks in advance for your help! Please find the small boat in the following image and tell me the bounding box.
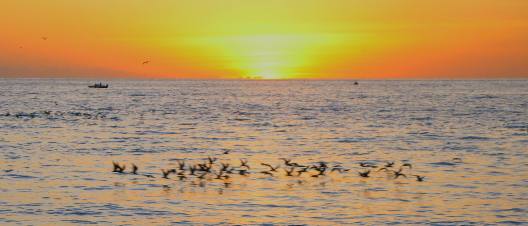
[88,83,109,88]
[354,81,359,85]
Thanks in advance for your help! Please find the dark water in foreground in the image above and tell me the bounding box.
[0,79,527,225]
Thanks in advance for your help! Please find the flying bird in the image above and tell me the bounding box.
[142,60,150,65]
[261,163,280,172]
[112,161,126,173]
[161,169,176,179]
[41,37,48,41]
[189,165,197,175]
[207,156,218,165]
[284,167,295,176]
[297,167,309,176]
[402,163,412,169]
[214,171,225,180]
[176,159,186,170]
[377,167,390,172]
[239,159,250,169]
[392,168,407,179]
[280,158,292,166]
[220,163,230,172]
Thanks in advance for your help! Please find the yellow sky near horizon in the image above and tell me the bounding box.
[1,0,527,79]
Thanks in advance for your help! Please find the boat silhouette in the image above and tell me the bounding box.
[88,83,109,88]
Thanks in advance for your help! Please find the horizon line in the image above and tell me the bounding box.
[1,76,527,81]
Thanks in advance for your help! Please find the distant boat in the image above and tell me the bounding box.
[88,83,109,88]
[354,81,359,85]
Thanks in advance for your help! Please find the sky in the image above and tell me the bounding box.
[1,0,527,79]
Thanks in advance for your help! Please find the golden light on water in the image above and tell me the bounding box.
[1,79,527,224]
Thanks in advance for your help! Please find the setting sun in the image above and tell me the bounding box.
[186,34,345,79]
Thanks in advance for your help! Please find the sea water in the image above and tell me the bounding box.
[0,79,527,225]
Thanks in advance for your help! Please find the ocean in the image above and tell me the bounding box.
[1,79,527,225]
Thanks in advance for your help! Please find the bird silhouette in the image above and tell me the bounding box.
[261,163,280,172]
[280,158,292,166]
[161,169,176,179]
[238,169,249,175]
[220,163,230,172]
[393,168,407,179]
[198,163,211,172]
[360,162,377,168]
[177,171,187,180]
[284,167,295,176]
[290,162,306,168]
[239,159,250,169]
[103,155,428,192]
[331,167,342,173]
[402,163,412,169]
[131,163,138,174]
[358,170,371,178]
[189,165,197,175]
[112,161,126,173]
[176,159,186,170]
[207,156,218,165]
[142,60,150,65]
[214,171,226,180]
[377,167,390,172]
[297,167,309,176]
[317,161,328,169]
[314,166,327,176]
[197,171,208,179]
[41,37,48,41]
[413,175,425,182]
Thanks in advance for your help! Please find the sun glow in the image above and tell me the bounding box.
[1,1,527,79]
[185,34,345,79]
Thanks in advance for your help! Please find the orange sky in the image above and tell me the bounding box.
[1,0,527,79]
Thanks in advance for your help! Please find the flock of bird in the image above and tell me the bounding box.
[1,110,114,120]
[111,156,427,186]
